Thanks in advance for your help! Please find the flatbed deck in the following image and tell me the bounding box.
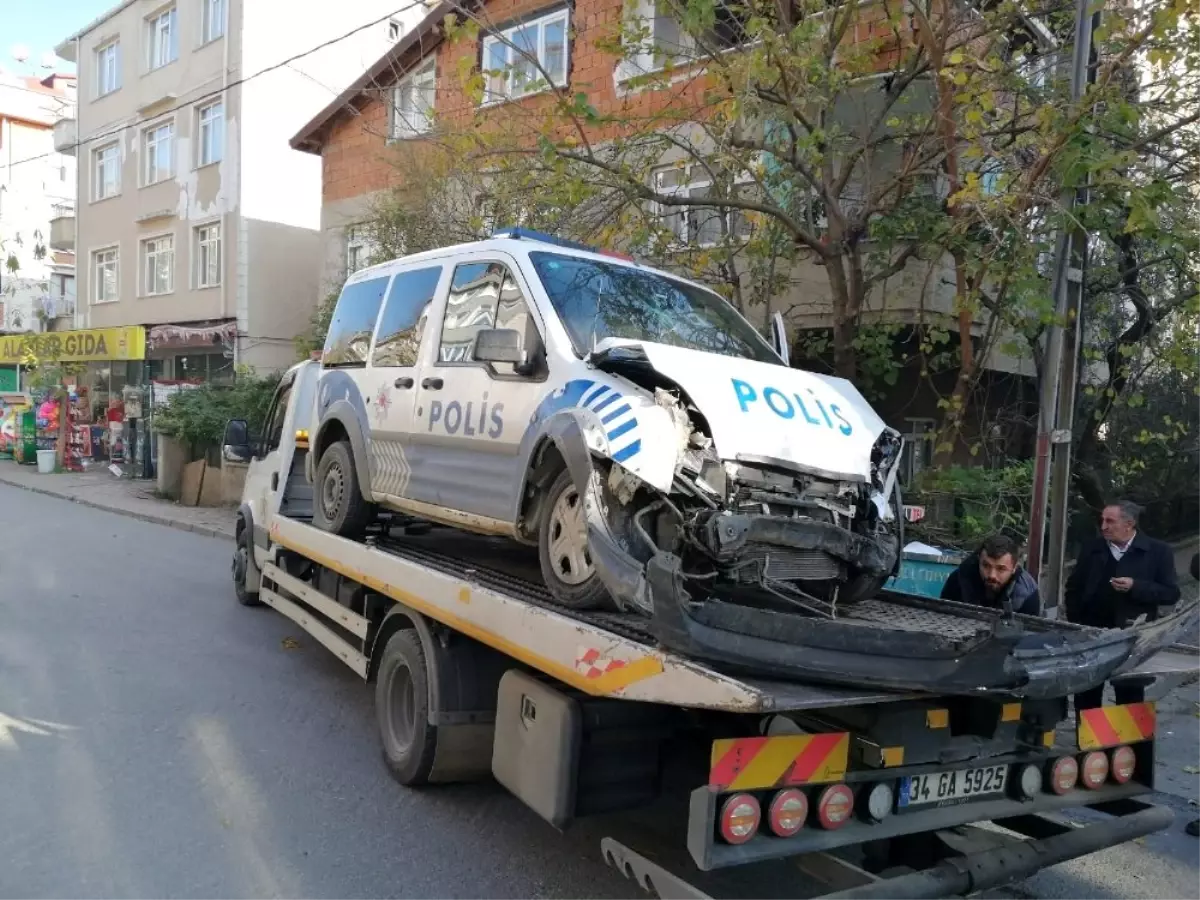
[266,516,1196,713]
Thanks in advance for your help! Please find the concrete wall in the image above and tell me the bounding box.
[240,217,323,373]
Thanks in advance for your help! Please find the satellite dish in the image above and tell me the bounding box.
[11,44,30,64]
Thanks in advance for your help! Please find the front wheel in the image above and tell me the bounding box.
[538,468,611,610]
[313,439,372,537]
[232,530,261,607]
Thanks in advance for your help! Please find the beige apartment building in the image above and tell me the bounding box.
[54,0,418,381]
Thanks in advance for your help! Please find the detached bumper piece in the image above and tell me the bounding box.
[644,553,1200,698]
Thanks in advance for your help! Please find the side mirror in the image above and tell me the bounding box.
[473,328,526,366]
[222,418,252,463]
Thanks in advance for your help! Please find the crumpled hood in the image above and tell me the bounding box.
[603,341,888,482]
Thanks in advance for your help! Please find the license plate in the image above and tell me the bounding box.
[899,764,1008,809]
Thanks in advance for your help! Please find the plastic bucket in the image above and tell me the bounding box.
[36,449,56,474]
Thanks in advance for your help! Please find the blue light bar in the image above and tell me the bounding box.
[490,227,598,254]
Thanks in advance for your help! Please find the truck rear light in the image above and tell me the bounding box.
[1110,745,1136,784]
[1047,756,1078,794]
[766,788,808,837]
[718,793,761,844]
[816,784,854,830]
[1016,763,1041,799]
[1080,751,1109,789]
[863,783,893,822]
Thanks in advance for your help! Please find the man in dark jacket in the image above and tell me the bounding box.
[941,534,1041,616]
[1066,501,1180,711]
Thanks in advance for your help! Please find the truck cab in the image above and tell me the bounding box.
[224,361,320,604]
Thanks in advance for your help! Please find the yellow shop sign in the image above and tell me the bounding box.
[0,326,146,364]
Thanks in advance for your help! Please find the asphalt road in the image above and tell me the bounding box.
[0,485,1196,899]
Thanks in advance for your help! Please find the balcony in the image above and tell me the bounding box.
[49,208,75,251]
[53,118,77,155]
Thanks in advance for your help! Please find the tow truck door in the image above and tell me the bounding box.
[405,253,547,527]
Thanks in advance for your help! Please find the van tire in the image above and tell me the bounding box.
[314,439,372,538]
[538,468,611,610]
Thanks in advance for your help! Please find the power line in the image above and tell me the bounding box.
[6,2,425,170]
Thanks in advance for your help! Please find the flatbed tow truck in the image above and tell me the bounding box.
[227,360,1198,898]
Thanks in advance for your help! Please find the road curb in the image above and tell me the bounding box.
[0,475,233,542]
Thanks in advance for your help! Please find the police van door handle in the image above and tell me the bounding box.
[421,377,444,390]
[394,376,414,389]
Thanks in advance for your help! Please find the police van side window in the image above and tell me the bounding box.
[438,261,534,376]
[322,276,390,368]
[373,266,442,367]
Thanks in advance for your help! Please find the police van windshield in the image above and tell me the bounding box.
[529,252,781,364]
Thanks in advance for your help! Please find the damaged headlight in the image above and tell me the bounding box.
[869,428,904,521]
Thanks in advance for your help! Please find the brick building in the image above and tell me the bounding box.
[290,0,1040,476]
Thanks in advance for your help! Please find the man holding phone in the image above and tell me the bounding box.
[1065,500,1180,711]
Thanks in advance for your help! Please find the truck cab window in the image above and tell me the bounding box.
[264,384,293,454]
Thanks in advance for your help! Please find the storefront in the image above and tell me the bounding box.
[0,326,147,470]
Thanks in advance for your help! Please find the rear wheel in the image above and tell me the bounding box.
[538,468,613,610]
[313,439,372,537]
[375,629,437,786]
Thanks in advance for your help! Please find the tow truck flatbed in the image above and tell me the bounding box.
[228,359,1198,898]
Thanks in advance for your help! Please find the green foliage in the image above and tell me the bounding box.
[153,369,277,450]
[909,462,1035,549]
[295,290,339,361]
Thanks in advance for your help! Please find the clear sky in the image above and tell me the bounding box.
[0,0,116,75]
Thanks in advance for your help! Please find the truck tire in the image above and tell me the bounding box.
[313,439,372,538]
[375,628,438,786]
[232,530,261,607]
[538,467,611,610]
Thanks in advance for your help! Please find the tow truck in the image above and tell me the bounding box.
[223,358,1198,898]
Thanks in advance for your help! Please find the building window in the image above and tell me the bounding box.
[195,223,221,288]
[391,60,436,139]
[143,120,174,185]
[93,247,119,304]
[197,101,224,166]
[203,0,226,43]
[345,225,378,274]
[93,142,120,200]
[146,6,179,70]
[617,0,748,78]
[900,418,936,487]
[481,9,569,103]
[387,18,402,41]
[652,165,754,246]
[95,41,121,96]
[142,234,174,296]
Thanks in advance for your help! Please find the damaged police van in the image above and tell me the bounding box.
[311,230,903,631]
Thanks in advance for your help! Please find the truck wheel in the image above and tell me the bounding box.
[538,468,611,610]
[314,439,372,538]
[375,629,438,786]
[232,530,261,607]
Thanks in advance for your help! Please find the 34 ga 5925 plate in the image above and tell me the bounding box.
[899,764,1008,809]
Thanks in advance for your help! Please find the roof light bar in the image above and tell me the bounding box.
[490,227,597,254]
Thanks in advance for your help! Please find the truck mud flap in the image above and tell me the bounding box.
[601,801,1173,900]
[644,553,1199,698]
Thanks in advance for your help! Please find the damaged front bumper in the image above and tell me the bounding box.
[694,510,898,579]
[641,551,1199,698]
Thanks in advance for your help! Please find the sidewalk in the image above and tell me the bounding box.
[0,461,235,541]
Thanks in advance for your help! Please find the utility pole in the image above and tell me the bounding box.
[1026,0,1100,618]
